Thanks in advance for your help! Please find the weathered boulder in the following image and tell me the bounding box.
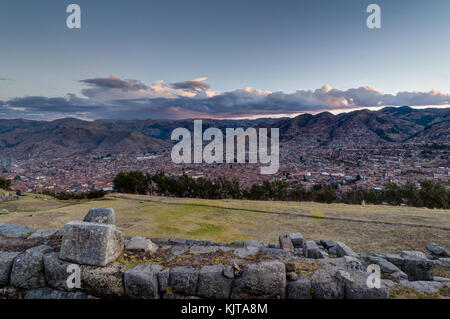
[343,270,389,299]
[384,254,404,268]
[401,257,433,281]
[28,229,60,239]
[286,274,311,299]
[401,251,427,260]
[402,281,442,294]
[80,263,126,298]
[336,242,359,258]
[303,240,324,259]
[10,245,53,289]
[169,267,199,296]
[83,208,115,225]
[0,251,20,286]
[426,243,448,257]
[437,258,450,268]
[197,265,233,299]
[279,235,294,252]
[368,256,401,274]
[231,261,286,299]
[234,246,260,258]
[125,236,158,253]
[24,287,88,299]
[286,272,298,281]
[59,221,124,267]
[124,264,163,299]
[311,269,344,299]
[289,233,304,248]
[391,271,409,283]
[0,224,36,238]
[320,240,336,250]
[43,252,77,291]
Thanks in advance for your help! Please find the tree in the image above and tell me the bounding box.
[0,177,11,190]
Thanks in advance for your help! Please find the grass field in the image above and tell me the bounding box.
[0,193,449,254]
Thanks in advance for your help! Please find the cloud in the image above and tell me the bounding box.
[0,78,14,81]
[0,75,449,120]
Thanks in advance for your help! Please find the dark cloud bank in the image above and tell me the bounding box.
[1,76,449,120]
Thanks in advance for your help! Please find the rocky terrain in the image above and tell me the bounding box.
[0,207,449,299]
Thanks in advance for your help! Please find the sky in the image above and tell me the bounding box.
[0,0,449,120]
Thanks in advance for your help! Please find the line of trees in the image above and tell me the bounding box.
[113,171,450,209]
[0,177,11,190]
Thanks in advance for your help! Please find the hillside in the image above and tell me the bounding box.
[0,107,448,160]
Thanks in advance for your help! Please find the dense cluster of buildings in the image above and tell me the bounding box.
[2,141,448,195]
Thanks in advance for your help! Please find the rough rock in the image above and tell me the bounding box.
[286,272,298,281]
[426,243,448,257]
[197,265,233,299]
[10,245,53,289]
[0,209,8,215]
[0,224,36,238]
[24,287,88,299]
[28,229,60,239]
[286,274,311,299]
[401,250,427,260]
[368,256,401,274]
[437,258,450,268]
[125,236,158,253]
[391,271,409,283]
[158,268,170,293]
[243,240,264,248]
[124,264,163,299]
[80,263,126,298]
[401,257,433,281]
[189,245,220,254]
[0,251,20,286]
[384,254,404,268]
[169,267,199,296]
[279,235,294,252]
[344,270,389,299]
[311,269,344,299]
[171,245,188,256]
[303,240,324,259]
[402,281,442,294]
[289,233,304,248]
[336,242,359,258]
[231,261,286,299]
[43,252,77,291]
[234,246,260,258]
[59,221,124,267]
[320,240,336,249]
[83,208,115,225]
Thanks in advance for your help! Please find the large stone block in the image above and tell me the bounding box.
[124,264,163,299]
[279,235,294,252]
[84,208,116,225]
[343,270,389,299]
[80,263,126,298]
[231,261,286,299]
[43,252,77,291]
[311,269,344,299]
[0,224,36,238]
[169,267,199,296]
[10,245,53,289]
[197,265,233,299]
[59,221,124,267]
[336,242,359,258]
[401,257,433,281]
[0,251,20,286]
[288,233,304,248]
[286,274,312,299]
[303,240,324,259]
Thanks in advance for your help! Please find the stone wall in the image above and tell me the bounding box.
[0,208,449,299]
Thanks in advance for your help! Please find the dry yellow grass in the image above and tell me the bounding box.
[0,193,449,253]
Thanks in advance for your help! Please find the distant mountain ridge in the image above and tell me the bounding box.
[0,106,448,160]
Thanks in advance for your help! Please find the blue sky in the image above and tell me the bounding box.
[0,0,449,119]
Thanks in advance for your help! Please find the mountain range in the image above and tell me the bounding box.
[0,106,448,160]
